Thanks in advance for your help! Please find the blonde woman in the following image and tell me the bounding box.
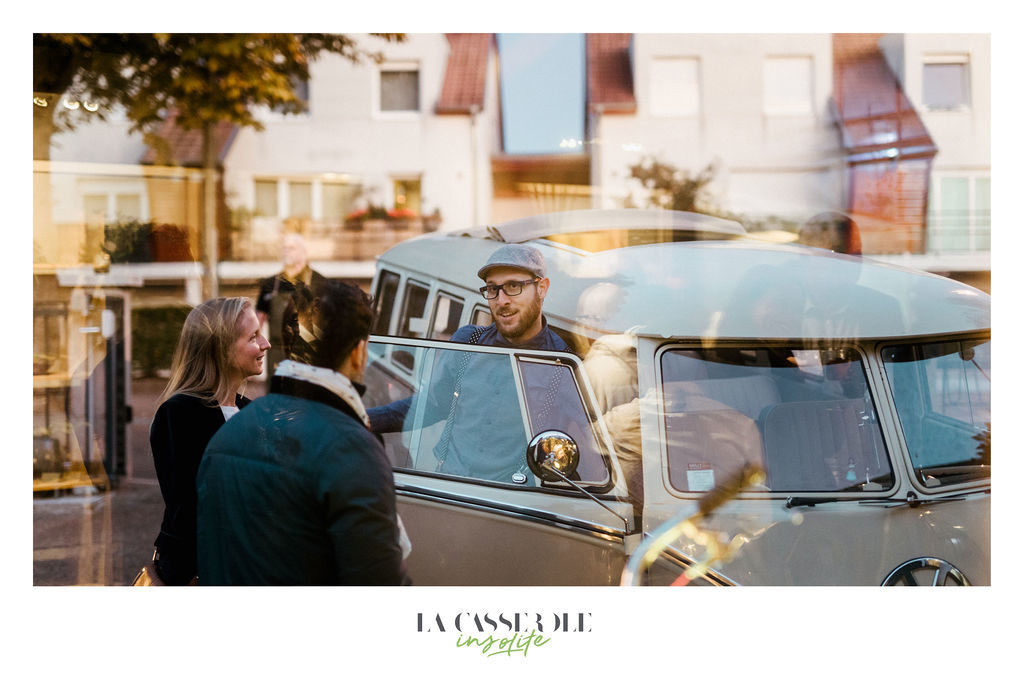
[149,297,270,585]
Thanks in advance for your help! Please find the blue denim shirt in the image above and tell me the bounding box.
[367,319,570,482]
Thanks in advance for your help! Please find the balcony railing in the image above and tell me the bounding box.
[230,215,442,262]
[926,214,991,254]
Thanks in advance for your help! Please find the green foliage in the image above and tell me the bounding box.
[132,306,191,378]
[367,204,390,219]
[35,33,405,139]
[90,220,193,263]
[102,219,153,263]
[627,158,716,212]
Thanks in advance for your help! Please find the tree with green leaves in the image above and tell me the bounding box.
[33,33,403,297]
[626,157,716,213]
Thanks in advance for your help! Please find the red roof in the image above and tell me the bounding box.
[586,34,636,113]
[832,34,936,162]
[436,33,493,114]
[139,111,238,167]
[436,33,638,117]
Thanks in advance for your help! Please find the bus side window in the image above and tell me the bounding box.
[397,281,431,370]
[471,305,492,327]
[399,282,430,339]
[372,270,401,335]
[431,293,465,341]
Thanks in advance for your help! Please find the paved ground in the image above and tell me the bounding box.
[32,376,268,585]
[33,481,165,585]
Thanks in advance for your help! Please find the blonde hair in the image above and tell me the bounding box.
[159,297,254,406]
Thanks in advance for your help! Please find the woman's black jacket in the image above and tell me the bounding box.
[150,392,250,584]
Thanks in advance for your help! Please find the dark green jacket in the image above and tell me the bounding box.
[196,376,408,585]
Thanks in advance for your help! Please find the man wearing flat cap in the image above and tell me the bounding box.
[458,243,569,351]
[368,243,569,482]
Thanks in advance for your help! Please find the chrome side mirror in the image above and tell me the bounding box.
[527,429,631,532]
[526,430,580,482]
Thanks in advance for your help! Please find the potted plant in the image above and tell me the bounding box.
[386,207,417,230]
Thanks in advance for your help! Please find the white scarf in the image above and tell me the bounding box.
[274,359,370,427]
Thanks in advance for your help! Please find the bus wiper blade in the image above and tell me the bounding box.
[785,491,976,509]
[785,496,839,508]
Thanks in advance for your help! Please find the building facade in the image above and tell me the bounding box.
[31,31,992,498]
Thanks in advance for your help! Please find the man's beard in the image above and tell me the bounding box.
[494,295,542,341]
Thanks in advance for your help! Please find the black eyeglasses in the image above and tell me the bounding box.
[479,278,540,300]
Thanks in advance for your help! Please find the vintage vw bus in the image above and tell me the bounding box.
[362,209,991,586]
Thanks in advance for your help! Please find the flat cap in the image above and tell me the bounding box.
[477,243,546,280]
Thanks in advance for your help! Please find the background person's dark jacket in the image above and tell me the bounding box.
[256,267,327,373]
[150,392,250,585]
[195,377,408,585]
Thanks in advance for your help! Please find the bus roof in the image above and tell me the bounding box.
[380,211,990,341]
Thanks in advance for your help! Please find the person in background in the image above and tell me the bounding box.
[197,280,411,585]
[149,297,270,585]
[797,211,862,255]
[256,232,326,375]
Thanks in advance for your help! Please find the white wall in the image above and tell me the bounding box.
[48,109,148,166]
[222,34,482,231]
[890,34,991,171]
[595,34,845,221]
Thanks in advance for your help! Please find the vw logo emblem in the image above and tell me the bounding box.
[882,557,970,586]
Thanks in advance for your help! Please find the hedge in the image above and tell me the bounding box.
[132,306,191,378]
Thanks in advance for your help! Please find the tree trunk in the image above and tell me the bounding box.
[33,94,56,162]
[202,123,219,299]
[33,94,57,265]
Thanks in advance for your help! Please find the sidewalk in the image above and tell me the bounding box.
[33,480,164,585]
[32,376,268,585]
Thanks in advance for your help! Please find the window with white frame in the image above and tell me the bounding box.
[928,173,990,252]
[922,56,970,110]
[288,181,312,218]
[254,180,279,217]
[379,63,421,113]
[650,57,701,117]
[763,56,814,116]
[254,177,361,223]
[322,181,361,223]
[82,187,146,227]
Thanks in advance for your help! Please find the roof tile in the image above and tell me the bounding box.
[587,33,636,113]
[436,33,492,114]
